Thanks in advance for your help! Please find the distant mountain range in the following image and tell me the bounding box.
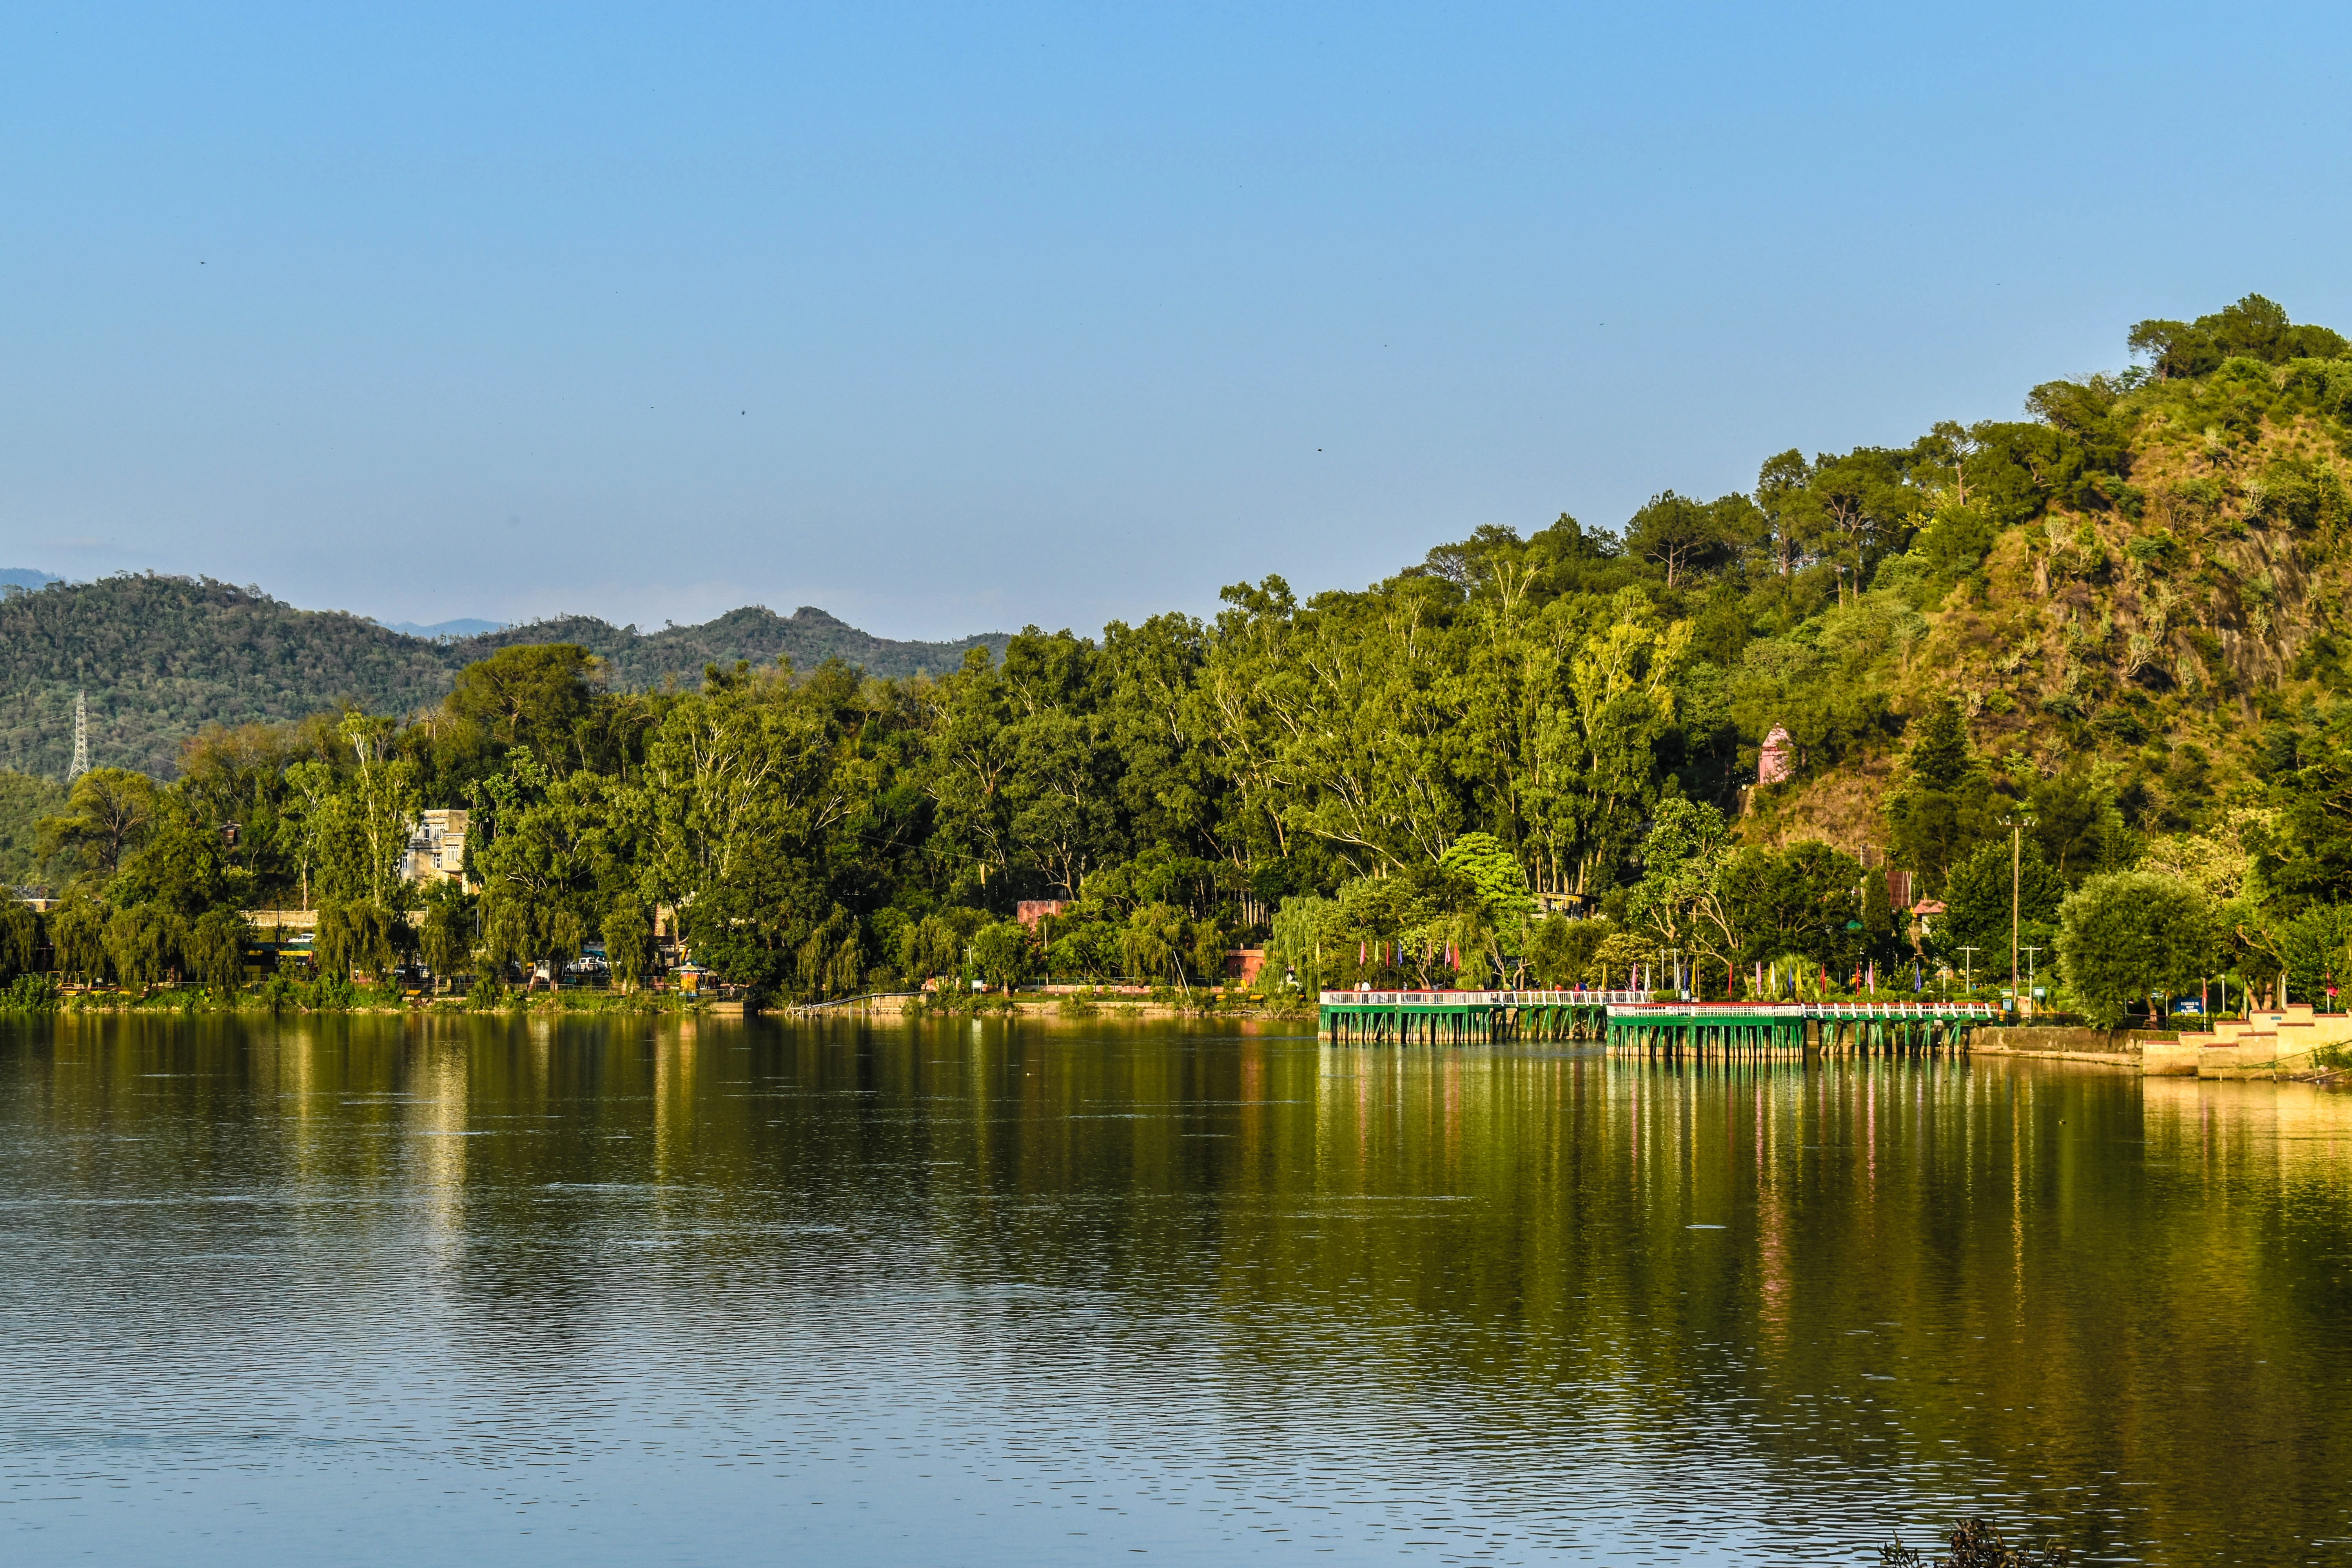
[378,616,508,639]
[0,573,1009,778]
[0,568,60,592]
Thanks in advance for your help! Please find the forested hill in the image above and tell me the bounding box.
[0,577,457,780]
[1731,292,2352,862]
[0,577,1007,778]
[445,606,1006,694]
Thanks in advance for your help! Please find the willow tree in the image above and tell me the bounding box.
[104,904,178,989]
[0,903,36,982]
[601,901,652,992]
[50,896,107,985]
[316,901,396,983]
[418,881,473,992]
[185,909,252,996]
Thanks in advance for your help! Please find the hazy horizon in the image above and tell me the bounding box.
[8,4,2352,640]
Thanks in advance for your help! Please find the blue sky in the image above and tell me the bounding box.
[4,3,2351,639]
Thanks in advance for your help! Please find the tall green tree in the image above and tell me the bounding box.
[1626,798,1740,994]
[641,664,861,996]
[2057,871,2215,1028]
[49,895,107,984]
[1887,697,1994,895]
[1722,841,1865,971]
[970,920,1034,994]
[445,643,601,763]
[39,768,158,882]
[1939,839,2064,978]
[470,750,634,988]
[1622,491,1762,589]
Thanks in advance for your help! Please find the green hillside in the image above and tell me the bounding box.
[0,576,457,779]
[1751,294,2352,851]
[0,579,1007,778]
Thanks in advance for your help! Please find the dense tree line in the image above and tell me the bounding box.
[11,296,2352,1024]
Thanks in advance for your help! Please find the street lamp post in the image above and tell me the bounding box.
[2000,813,2036,1018]
[1958,945,1982,996]
[2022,944,2042,1013]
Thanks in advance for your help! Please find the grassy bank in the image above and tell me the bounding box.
[0,975,1320,1022]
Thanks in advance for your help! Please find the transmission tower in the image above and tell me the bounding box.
[68,691,88,782]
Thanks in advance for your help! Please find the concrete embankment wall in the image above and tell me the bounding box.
[1971,1026,2151,1066]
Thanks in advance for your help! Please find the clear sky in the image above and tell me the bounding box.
[5,2,2351,640]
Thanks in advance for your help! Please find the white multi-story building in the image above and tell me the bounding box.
[403,808,472,890]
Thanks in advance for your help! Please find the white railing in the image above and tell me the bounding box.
[1607,1000,1997,1020]
[1796,1001,1998,1019]
[1609,1002,1811,1016]
[1318,989,1648,1007]
[1316,991,1999,1020]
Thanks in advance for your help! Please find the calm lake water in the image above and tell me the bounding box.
[2,1016,2348,1566]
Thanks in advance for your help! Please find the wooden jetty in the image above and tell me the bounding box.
[1318,991,1998,1055]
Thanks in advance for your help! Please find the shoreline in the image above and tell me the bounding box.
[5,984,1318,1024]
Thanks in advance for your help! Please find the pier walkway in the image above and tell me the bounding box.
[1318,991,1998,1054]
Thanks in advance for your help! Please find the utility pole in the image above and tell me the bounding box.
[2000,813,2034,1016]
[2022,945,2043,1013]
[1958,945,1982,996]
[68,691,89,782]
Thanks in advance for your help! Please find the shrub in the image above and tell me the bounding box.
[0,973,59,1012]
[1881,1515,2069,1566]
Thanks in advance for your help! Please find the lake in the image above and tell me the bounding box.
[1,1014,2347,1565]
